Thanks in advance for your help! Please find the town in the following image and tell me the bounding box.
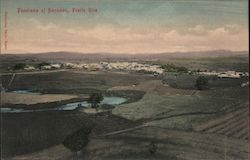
[13,61,249,79]
[14,62,165,74]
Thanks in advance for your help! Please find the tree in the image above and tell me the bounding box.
[195,76,208,90]
[148,141,157,155]
[13,63,26,70]
[177,66,188,73]
[37,62,50,69]
[63,127,92,160]
[161,64,188,73]
[87,93,104,110]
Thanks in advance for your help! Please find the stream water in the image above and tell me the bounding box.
[1,92,127,113]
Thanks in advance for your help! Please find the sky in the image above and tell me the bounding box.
[1,0,249,54]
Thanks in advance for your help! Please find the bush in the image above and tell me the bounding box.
[177,66,188,73]
[13,63,26,70]
[63,127,92,153]
[37,62,50,69]
[148,141,157,155]
[195,76,208,90]
[161,64,188,73]
[162,79,178,88]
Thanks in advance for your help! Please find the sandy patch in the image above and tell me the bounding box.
[80,108,107,114]
[1,93,78,105]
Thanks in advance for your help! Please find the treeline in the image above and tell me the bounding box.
[12,62,51,70]
[160,64,188,73]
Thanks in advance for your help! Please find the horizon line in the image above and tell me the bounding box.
[1,49,249,55]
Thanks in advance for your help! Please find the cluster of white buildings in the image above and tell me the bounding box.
[24,62,164,74]
[199,70,249,78]
[23,64,61,70]
[23,62,248,79]
[102,62,164,74]
[24,66,36,70]
[63,62,164,74]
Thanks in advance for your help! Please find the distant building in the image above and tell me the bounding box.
[84,63,102,71]
[200,70,249,79]
[241,81,249,87]
[41,65,52,70]
[64,63,83,69]
[51,64,61,69]
[218,71,241,78]
[24,66,36,70]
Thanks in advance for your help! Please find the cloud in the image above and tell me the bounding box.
[4,23,248,53]
[28,18,58,31]
[37,23,57,31]
[188,25,207,35]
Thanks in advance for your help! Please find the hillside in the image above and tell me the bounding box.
[1,50,248,62]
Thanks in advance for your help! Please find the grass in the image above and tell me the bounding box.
[162,72,248,90]
[113,75,248,131]
[79,126,248,160]
[1,111,139,158]
[1,59,249,159]
[113,92,240,120]
[2,92,78,105]
[1,97,86,109]
[152,56,249,72]
[1,71,150,158]
[1,71,156,92]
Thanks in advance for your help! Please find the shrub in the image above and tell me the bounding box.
[63,127,92,158]
[161,64,188,73]
[148,141,157,155]
[195,76,208,90]
[177,66,188,73]
[13,63,26,70]
[37,62,50,69]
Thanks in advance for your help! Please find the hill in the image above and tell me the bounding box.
[1,50,248,62]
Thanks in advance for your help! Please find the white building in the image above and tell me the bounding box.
[241,81,249,87]
[218,71,241,78]
[64,63,82,69]
[24,66,36,70]
[51,64,61,69]
[41,65,52,70]
[200,70,249,79]
[60,61,164,74]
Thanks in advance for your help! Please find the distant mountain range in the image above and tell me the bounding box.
[1,50,248,62]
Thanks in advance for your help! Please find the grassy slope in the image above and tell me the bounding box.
[152,56,249,72]
[1,71,156,93]
[1,71,152,158]
[8,126,249,160]
[1,59,249,159]
[1,111,139,158]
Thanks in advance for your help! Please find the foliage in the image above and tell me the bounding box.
[148,141,157,155]
[177,66,188,72]
[161,64,188,73]
[195,76,208,90]
[37,62,50,69]
[87,93,104,109]
[162,78,178,88]
[13,63,26,70]
[63,127,92,153]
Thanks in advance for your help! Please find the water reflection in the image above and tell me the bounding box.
[1,97,127,113]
